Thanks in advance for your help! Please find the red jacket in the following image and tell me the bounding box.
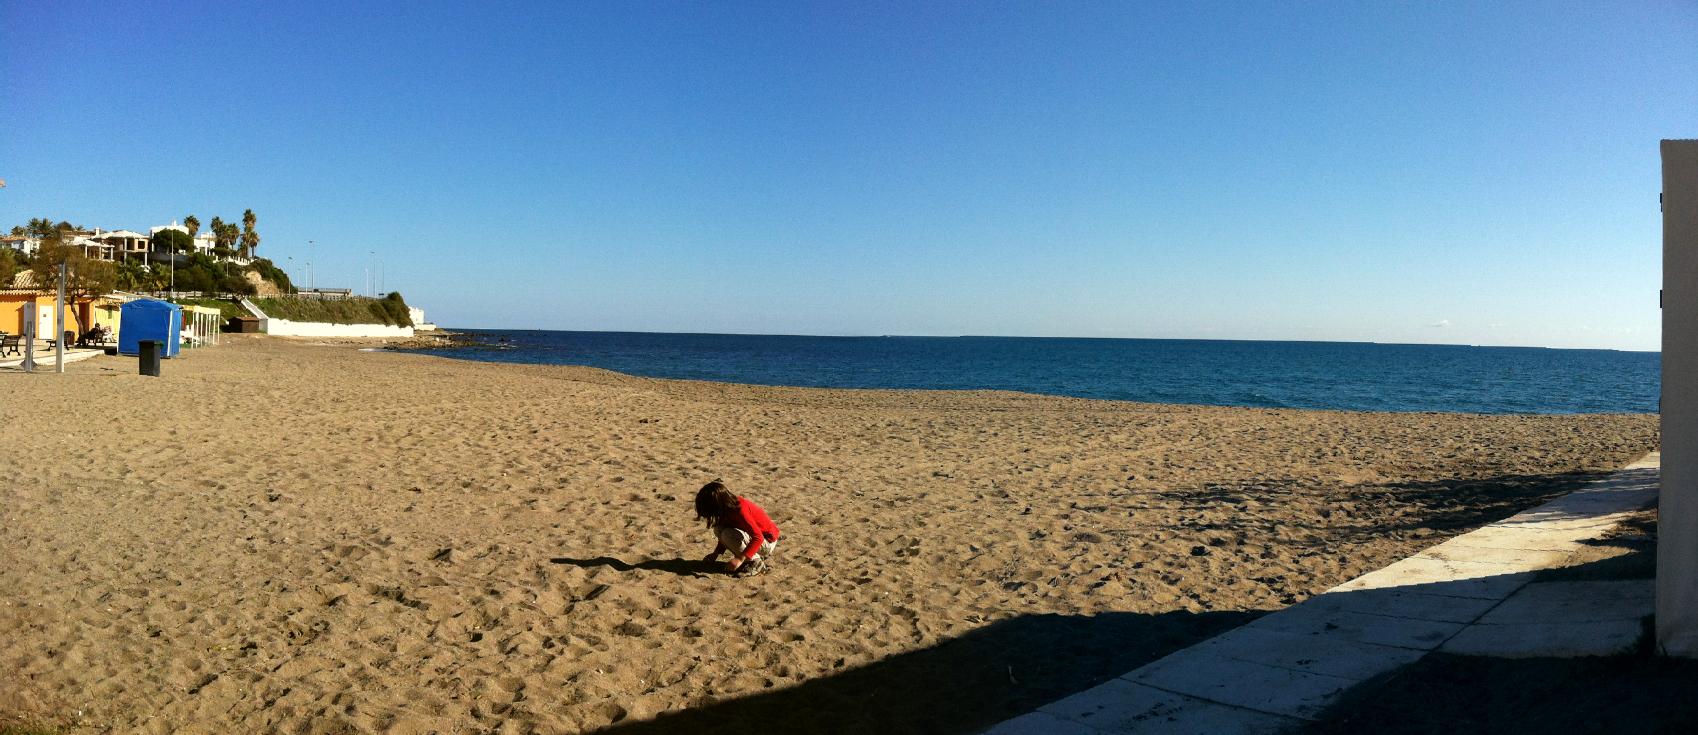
[721,497,781,560]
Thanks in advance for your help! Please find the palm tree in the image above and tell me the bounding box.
[240,209,258,259]
[184,215,200,238]
[209,218,238,259]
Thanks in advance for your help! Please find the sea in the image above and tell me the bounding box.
[408,330,1659,415]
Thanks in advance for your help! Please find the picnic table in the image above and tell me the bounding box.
[0,330,110,356]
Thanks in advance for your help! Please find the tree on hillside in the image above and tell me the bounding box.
[210,216,230,253]
[184,214,200,238]
[30,234,118,336]
[152,229,193,254]
[212,219,239,255]
[24,218,84,238]
[116,260,165,292]
[165,254,257,296]
[248,257,295,293]
[240,209,259,259]
[0,248,20,287]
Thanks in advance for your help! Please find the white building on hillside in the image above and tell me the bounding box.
[408,306,438,331]
[67,234,116,261]
[149,221,238,260]
[7,220,251,265]
[0,235,39,255]
[93,229,152,261]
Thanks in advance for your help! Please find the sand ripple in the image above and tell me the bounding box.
[0,338,1658,733]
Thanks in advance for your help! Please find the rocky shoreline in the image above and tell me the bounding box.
[385,328,476,350]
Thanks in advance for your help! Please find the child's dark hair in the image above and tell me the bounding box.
[694,480,739,526]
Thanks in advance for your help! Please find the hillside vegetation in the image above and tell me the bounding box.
[253,293,412,326]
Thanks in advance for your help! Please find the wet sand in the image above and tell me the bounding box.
[0,338,1659,733]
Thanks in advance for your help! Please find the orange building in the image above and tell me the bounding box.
[0,272,123,341]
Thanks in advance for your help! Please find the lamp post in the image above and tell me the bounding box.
[55,262,65,373]
[307,239,315,291]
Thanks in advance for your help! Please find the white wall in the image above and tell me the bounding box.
[407,306,438,331]
[1660,139,1698,658]
[264,318,414,338]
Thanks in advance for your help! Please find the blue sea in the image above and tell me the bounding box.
[410,330,1659,415]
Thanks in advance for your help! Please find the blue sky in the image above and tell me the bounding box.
[2,1,1693,350]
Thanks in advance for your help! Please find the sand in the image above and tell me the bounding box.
[0,338,1659,734]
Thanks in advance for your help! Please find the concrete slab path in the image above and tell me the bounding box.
[983,453,1659,735]
[1441,579,1653,657]
[0,347,105,370]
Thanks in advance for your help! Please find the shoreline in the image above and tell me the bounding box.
[385,330,1659,416]
[384,341,1658,419]
[0,339,1661,732]
[405,327,1662,353]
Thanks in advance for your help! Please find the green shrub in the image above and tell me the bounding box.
[253,293,412,326]
[150,229,192,254]
[248,258,294,293]
[123,254,262,296]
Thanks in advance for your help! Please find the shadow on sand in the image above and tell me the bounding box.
[589,467,1656,734]
[1160,469,1632,544]
[549,556,714,577]
[593,608,1260,735]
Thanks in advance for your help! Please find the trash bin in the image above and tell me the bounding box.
[139,340,161,377]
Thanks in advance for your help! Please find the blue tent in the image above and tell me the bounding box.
[118,299,183,357]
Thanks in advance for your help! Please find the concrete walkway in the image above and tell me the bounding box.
[0,347,106,370]
[985,453,1660,734]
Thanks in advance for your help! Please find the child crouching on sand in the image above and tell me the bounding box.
[695,480,781,577]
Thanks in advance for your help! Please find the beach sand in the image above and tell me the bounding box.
[0,338,1659,734]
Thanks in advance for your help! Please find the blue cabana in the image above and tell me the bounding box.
[118,299,183,357]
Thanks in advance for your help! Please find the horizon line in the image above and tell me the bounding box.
[432,326,1661,354]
